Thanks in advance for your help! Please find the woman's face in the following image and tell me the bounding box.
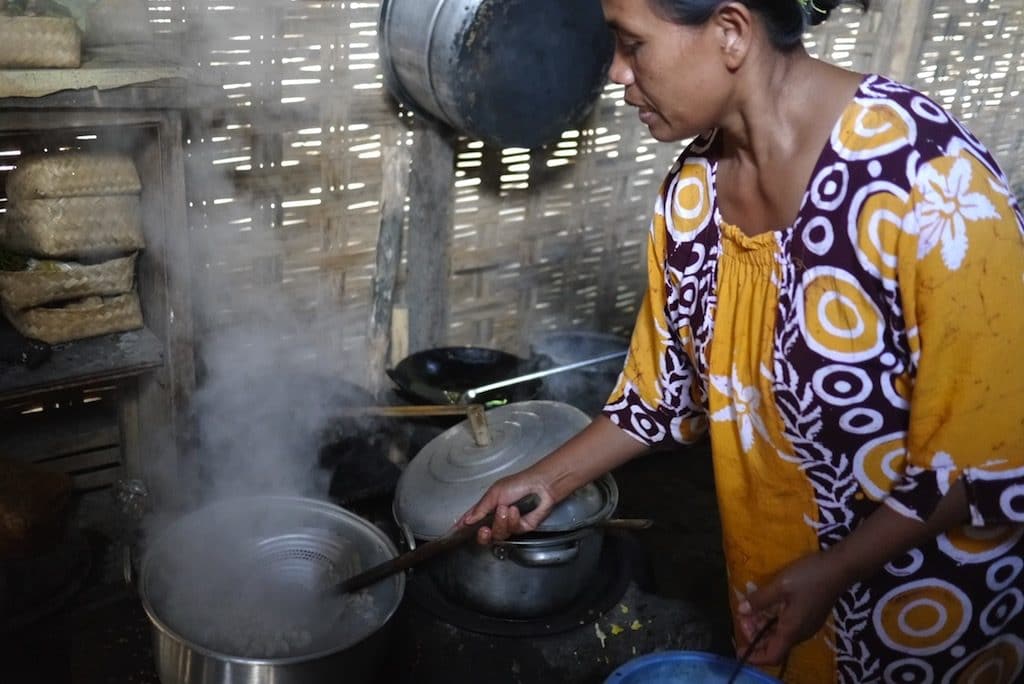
[601,0,732,142]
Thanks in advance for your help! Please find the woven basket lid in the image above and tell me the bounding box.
[393,400,617,539]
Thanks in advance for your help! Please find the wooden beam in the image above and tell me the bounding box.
[867,0,931,83]
[366,127,411,395]
[405,121,456,352]
[130,110,196,498]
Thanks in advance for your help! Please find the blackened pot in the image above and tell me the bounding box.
[378,0,613,149]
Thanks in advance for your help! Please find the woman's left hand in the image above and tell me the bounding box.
[736,549,854,666]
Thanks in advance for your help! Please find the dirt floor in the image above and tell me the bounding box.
[609,436,735,657]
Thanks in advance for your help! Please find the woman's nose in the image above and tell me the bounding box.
[608,51,634,86]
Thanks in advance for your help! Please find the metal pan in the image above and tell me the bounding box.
[378,0,613,149]
[385,347,541,406]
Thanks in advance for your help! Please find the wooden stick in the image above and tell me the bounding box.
[466,403,491,447]
[460,350,627,402]
[334,404,481,418]
[335,494,539,595]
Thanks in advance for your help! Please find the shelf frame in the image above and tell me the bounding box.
[0,101,196,490]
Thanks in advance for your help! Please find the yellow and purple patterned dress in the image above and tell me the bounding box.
[603,75,1024,684]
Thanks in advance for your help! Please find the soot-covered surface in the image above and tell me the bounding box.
[453,0,613,148]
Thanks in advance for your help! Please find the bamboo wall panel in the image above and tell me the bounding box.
[177,1,1023,368]
[911,1,1023,193]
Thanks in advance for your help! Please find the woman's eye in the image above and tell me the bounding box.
[619,39,641,55]
[614,32,641,55]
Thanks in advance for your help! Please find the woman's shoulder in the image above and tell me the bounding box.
[829,73,1013,194]
[842,74,995,161]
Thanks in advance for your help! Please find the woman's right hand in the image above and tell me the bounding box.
[461,470,557,544]
[461,416,647,544]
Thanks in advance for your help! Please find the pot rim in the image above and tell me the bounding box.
[394,474,618,542]
[487,525,600,547]
[138,495,405,665]
[394,401,613,538]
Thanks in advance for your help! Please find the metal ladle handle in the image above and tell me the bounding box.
[460,350,627,403]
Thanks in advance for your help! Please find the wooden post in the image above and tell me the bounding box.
[867,0,932,83]
[117,378,142,479]
[391,306,409,368]
[405,121,456,352]
[366,128,411,396]
[133,110,197,499]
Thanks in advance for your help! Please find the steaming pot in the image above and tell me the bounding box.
[378,0,613,149]
[393,401,618,617]
[139,496,404,684]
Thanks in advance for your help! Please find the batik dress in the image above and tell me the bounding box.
[603,74,1024,684]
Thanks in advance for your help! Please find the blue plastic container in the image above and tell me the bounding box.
[604,651,781,684]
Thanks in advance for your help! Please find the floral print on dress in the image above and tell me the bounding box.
[915,153,1000,270]
[709,366,775,454]
[603,74,1024,684]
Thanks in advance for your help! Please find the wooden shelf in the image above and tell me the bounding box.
[0,42,190,105]
[0,328,163,403]
[0,396,119,462]
[0,94,196,486]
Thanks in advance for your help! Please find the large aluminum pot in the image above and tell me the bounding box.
[379,0,613,149]
[139,496,404,684]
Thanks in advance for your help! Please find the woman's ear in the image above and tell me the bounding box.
[712,1,754,71]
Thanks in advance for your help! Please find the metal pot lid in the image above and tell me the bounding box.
[541,474,618,534]
[394,400,617,539]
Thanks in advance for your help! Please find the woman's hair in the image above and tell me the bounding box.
[646,0,871,50]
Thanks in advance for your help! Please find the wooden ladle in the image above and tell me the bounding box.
[334,494,540,595]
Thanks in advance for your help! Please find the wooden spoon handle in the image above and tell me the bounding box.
[336,494,541,594]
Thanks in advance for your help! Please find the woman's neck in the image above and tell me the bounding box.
[712,53,864,234]
[718,49,827,168]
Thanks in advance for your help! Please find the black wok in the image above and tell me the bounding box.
[386,347,542,406]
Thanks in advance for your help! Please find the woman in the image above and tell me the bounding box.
[463,1,1024,682]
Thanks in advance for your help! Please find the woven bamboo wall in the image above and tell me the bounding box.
[907,1,1023,190]
[176,1,1024,371]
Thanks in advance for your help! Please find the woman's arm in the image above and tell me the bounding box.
[829,479,969,584]
[737,479,971,666]
[465,158,713,542]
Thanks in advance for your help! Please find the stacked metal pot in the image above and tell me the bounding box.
[394,400,618,618]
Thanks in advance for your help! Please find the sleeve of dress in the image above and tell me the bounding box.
[601,174,708,448]
[891,143,1024,526]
